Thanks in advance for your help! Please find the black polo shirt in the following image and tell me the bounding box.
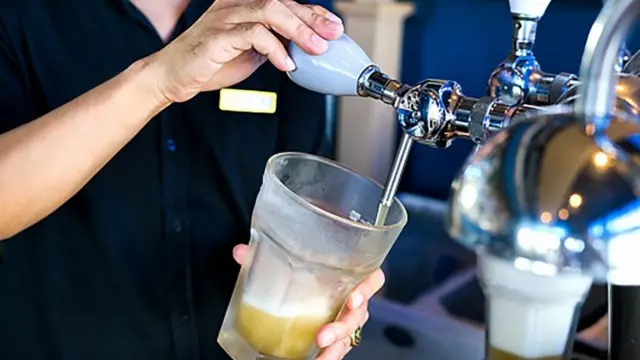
[0,1,329,359]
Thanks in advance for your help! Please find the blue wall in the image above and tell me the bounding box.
[397,0,640,199]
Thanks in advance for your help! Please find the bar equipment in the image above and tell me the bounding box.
[486,0,575,106]
[217,152,407,360]
[488,0,631,107]
[288,35,538,223]
[447,2,640,360]
[287,31,639,228]
[288,34,536,149]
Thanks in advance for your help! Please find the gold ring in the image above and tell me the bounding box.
[350,326,362,347]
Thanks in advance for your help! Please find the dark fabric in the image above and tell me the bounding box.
[0,1,328,359]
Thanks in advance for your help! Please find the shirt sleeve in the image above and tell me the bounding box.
[0,20,33,134]
[275,72,332,158]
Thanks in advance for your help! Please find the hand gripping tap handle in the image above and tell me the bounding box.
[286,34,409,104]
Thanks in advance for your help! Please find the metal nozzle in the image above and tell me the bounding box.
[356,65,409,106]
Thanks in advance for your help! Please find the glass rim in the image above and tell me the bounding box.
[265,152,408,232]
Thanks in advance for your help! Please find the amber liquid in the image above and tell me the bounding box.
[234,300,339,359]
[488,347,563,360]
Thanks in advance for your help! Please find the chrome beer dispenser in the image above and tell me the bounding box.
[488,0,632,107]
[447,1,640,360]
[487,0,578,106]
[287,35,538,220]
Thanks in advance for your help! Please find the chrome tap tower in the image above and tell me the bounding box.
[488,0,633,108]
[487,0,581,106]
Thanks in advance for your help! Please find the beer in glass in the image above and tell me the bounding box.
[217,152,408,360]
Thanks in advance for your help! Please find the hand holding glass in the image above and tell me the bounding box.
[218,152,407,360]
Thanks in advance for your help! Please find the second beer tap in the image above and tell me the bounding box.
[487,0,580,106]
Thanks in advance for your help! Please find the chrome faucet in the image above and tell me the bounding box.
[287,35,536,149]
[488,0,631,107]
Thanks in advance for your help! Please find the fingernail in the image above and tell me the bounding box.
[351,292,364,308]
[285,56,296,71]
[320,330,336,347]
[324,18,343,30]
[325,13,343,24]
[311,34,328,49]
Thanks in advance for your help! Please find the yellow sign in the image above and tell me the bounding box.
[219,88,278,114]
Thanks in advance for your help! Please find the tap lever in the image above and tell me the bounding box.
[287,34,374,96]
[375,133,413,226]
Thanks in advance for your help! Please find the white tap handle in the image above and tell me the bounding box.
[287,34,374,96]
[509,0,552,18]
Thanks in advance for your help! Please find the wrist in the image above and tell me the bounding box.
[127,56,174,111]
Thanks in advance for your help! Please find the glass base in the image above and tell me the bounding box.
[218,325,313,360]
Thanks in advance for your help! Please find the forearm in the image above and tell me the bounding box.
[0,58,170,240]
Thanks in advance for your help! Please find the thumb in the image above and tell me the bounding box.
[232,244,249,265]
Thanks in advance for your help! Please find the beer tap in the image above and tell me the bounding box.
[287,34,538,221]
[287,34,537,149]
[447,1,640,360]
[487,0,580,106]
[488,0,631,107]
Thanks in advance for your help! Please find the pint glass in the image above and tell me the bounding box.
[479,251,593,360]
[218,152,408,360]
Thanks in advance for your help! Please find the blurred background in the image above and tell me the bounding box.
[303,1,639,358]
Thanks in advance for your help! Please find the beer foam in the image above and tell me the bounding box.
[242,290,336,319]
[479,254,592,358]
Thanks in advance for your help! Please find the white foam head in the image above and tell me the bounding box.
[241,231,338,319]
[509,0,552,18]
[478,253,593,358]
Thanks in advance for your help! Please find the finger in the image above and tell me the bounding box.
[317,311,370,360]
[205,50,267,90]
[281,1,343,40]
[219,0,328,55]
[223,23,295,71]
[346,269,385,309]
[232,244,249,264]
[319,311,370,359]
[315,336,352,360]
[307,4,343,24]
[316,305,369,348]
